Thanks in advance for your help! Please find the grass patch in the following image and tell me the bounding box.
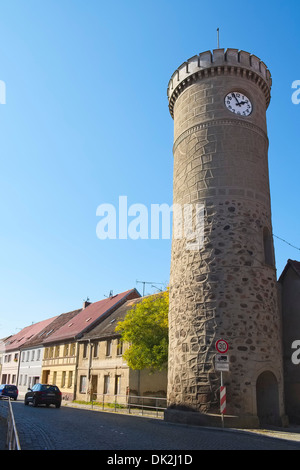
[72,400,125,409]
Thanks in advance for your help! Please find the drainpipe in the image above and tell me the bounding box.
[85,340,93,402]
[16,349,21,389]
[73,339,80,401]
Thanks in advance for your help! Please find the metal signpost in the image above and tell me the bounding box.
[215,339,229,428]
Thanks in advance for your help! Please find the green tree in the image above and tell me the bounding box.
[116,290,169,372]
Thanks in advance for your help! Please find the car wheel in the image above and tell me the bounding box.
[55,403,61,408]
[33,398,38,407]
[24,400,29,406]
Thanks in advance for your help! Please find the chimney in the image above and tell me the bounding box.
[83,300,91,309]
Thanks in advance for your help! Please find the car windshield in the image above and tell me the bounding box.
[6,386,16,391]
[40,385,59,392]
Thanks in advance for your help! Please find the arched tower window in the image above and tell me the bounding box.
[263,227,274,266]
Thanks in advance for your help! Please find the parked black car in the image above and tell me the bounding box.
[0,384,18,400]
[24,384,61,408]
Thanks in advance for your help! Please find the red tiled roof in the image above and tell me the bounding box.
[22,309,82,349]
[2,315,58,352]
[42,289,140,344]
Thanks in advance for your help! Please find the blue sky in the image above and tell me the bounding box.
[0,0,299,338]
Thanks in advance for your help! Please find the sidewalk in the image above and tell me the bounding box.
[236,425,300,443]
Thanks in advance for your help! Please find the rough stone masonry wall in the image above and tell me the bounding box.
[167,49,285,418]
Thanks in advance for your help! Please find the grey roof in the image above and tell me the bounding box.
[278,259,300,283]
[20,309,82,349]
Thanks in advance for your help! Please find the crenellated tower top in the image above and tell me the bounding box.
[167,48,272,118]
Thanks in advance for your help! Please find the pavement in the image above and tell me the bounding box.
[236,425,300,443]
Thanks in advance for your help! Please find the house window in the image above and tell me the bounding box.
[55,346,60,357]
[104,375,110,394]
[61,371,66,388]
[83,343,88,358]
[80,375,87,393]
[70,343,75,356]
[32,376,39,386]
[117,339,123,356]
[68,371,73,388]
[106,340,112,357]
[93,342,98,358]
[64,344,69,357]
[53,371,57,385]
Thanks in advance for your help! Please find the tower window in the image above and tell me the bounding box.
[263,227,274,266]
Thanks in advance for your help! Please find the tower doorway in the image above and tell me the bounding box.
[256,371,280,426]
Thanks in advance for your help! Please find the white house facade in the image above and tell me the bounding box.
[18,346,44,397]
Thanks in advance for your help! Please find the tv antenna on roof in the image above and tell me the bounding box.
[136,280,165,297]
[104,290,113,298]
[151,285,163,292]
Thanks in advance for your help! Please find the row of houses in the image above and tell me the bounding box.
[0,288,167,403]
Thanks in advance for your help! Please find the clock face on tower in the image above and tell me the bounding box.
[224,91,252,116]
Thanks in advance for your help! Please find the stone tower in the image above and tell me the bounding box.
[166,49,286,428]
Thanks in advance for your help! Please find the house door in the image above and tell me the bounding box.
[91,375,98,401]
[42,370,50,384]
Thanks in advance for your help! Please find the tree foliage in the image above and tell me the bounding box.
[115,290,169,372]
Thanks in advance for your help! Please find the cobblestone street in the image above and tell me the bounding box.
[2,399,300,451]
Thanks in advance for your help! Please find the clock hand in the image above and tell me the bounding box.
[232,93,241,106]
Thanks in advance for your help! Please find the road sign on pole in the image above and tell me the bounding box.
[215,354,229,371]
[215,339,229,354]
